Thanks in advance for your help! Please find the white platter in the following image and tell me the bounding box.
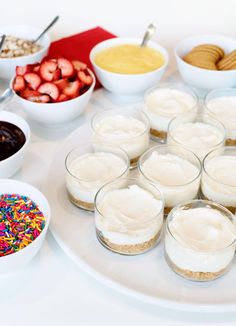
[44,122,236,313]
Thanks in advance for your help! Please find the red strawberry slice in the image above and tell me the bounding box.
[39,61,58,82]
[13,76,26,92]
[38,82,59,101]
[33,65,40,73]
[58,58,74,78]
[53,69,61,81]
[16,65,31,76]
[54,79,68,92]
[62,80,80,98]
[72,60,87,71]
[77,71,93,85]
[57,94,71,102]
[24,73,41,90]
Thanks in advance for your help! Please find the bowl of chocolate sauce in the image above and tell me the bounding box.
[0,111,30,177]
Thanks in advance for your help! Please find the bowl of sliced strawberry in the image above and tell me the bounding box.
[11,57,95,125]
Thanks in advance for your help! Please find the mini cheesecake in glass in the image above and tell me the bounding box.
[165,200,236,281]
[95,177,164,255]
[144,82,198,142]
[204,88,236,146]
[201,146,236,214]
[65,142,129,211]
[91,107,150,167]
[167,112,226,161]
[138,145,201,215]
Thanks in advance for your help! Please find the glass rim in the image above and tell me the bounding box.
[94,177,164,225]
[167,112,226,150]
[166,199,236,253]
[203,146,236,188]
[138,144,202,187]
[144,81,199,116]
[91,107,150,141]
[65,141,130,182]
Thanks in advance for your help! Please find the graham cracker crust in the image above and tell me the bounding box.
[165,253,227,281]
[226,138,236,146]
[96,228,161,255]
[130,155,140,168]
[200,191,236,214]
[67,191,94,211]
[150,128,167,140]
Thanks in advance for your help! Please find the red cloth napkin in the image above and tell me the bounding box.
[48,26,116,88]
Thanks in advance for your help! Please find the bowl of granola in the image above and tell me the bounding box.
[0,25,50,80]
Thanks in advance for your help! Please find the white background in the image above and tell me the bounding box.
[1,1,236,325]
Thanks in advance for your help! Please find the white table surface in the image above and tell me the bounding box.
[1,1,236,324]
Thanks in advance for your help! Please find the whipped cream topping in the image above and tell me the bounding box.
[67,152,127,189]
[141,152,199,186]
[169,207,236,251]
[207,96,236,134]
[145,88,196,118]
[96,185,163,244]
[205,155,236,187]
[93,115,147,140]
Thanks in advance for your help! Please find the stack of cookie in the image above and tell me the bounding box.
[183,44,236,71]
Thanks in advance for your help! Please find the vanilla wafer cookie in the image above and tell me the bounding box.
[217,50,236,70]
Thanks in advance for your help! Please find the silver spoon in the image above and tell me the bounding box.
[140,23,157,47]
[0,88,13,108]
[33,15,59,43]
[0,35,6,53]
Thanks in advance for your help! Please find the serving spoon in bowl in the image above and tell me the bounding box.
[140,23,157,47]
[33,15,59,43]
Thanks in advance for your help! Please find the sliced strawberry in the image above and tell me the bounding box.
[13,76,26,92]
[39,61,58,82]
[57,58,74,78]
[33,65,40,73]
[20,88,40,98]
[38,82,59,101]
[53,69,61,81]
[54,79,68,92]
[62,80,80,98]
[77,71,93,85]
[57,94,71,102]
[16,65,31,76]
[24,73,41,90]
[72,60,87,71]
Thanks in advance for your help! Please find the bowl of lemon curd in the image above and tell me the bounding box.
[90,38,169,95]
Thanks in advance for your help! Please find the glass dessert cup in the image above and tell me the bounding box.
[201,146,236,214]
[65,142,130,211]
[204,88,236,146]
[95,177,164,255]
[165,200,236,282]
[167,112,226,161]
[143,82,198,143]
[138,144,201,216]
[91,107,150,168]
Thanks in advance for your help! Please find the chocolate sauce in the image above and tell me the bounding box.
[0,121,26,161]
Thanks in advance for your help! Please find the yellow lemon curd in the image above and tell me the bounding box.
[94,44,165,74]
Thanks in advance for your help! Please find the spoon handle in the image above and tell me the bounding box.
[140,23,157,47]
[33,16,59,43]
[0,34,6,53]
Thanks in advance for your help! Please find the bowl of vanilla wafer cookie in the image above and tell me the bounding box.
[175,34,236,90]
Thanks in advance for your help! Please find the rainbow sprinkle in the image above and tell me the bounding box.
[0,194,46,257]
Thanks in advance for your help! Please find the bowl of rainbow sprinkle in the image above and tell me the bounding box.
[0,179,50,274]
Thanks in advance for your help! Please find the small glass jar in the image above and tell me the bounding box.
[65,142,129,211]
[201,146,236,214]
[165,200,236,281]
[204,88,236,146]
[138,145,201,215]
[91,107,150,168]
[167,112,226,161]
[95,177,164,255]
[144,82,198,142]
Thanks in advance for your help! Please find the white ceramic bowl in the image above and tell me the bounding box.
[0,25,50,80]
[175,34,236,90]
[0,111,30,178]
[90,37,169,95]
[11,69,95,125]
[0,179,50,274]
